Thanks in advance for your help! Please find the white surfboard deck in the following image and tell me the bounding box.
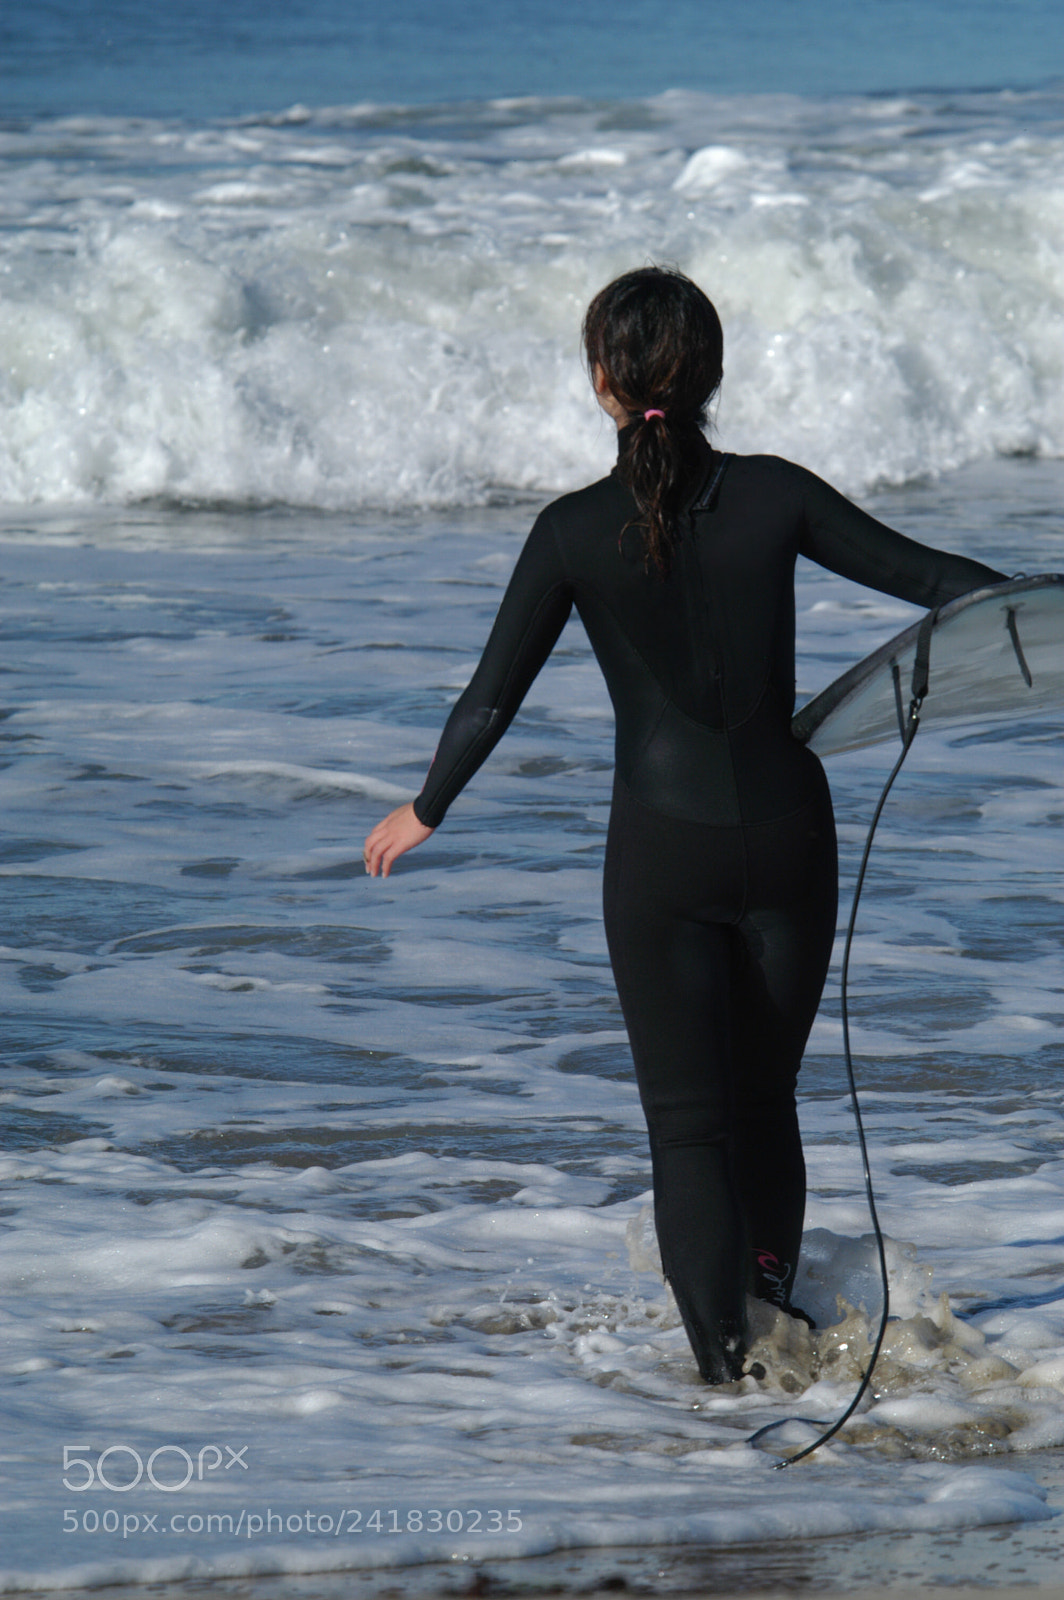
[793,575,1064,757]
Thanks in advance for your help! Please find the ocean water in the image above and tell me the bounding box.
[3,0,1063,116]
[2,3,1064,1594]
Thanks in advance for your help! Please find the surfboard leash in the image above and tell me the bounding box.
[748,606,940,1468]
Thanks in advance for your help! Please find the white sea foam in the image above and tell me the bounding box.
[1,88,1063,511]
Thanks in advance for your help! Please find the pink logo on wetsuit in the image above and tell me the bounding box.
[755,1248,792,1307]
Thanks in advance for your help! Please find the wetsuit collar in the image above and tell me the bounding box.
[613,424,718,509]
[614,420,715,460]
[615,419,638,454]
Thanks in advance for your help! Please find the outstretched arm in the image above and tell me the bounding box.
[363,802,433,878]
[411,509,573,829]
[364,508,573,873]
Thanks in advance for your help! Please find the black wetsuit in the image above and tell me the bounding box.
[414,433,1005,1381]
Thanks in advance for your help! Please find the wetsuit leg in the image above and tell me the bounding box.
[602,779,837,1379]
[730,793,838,1310]
[603,780,748,1381]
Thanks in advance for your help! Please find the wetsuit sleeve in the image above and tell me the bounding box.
[413,510,574,827]
[796,467,1008,607]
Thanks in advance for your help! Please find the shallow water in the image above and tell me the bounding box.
[34,1454,1064,1597]
[0,457,1062,1590]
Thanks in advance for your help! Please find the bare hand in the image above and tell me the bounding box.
[363,802,434,878]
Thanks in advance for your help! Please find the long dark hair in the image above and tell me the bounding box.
[583,266,723,573]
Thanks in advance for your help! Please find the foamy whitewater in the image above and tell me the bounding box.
[2,86,1064,510]
[1,81,1064,1594]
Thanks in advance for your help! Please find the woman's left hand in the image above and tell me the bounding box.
[363,803,435,878]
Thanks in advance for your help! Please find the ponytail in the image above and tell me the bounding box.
[620,408,704,573]
[583,268,723,573]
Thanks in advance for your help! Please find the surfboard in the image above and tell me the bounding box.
[792,574,1064,757]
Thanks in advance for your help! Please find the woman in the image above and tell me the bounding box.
[364,267,1005,1384]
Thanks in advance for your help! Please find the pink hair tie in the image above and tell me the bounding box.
[643,408,666,421]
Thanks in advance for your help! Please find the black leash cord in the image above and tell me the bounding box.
[748,667,929,1468]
